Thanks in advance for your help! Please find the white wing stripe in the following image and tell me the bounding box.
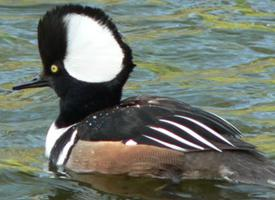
[208,111,240,133]
[143,135,186,152]
[174,115,234,147]
[149,126,204,150]
[160,119,222,152]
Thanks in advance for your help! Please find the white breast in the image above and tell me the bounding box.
[45,122,74,158]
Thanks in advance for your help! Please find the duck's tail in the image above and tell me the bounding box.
[182,150,275,186]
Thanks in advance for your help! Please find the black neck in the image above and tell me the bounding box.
[55,84,122,128]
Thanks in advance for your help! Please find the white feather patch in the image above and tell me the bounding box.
[45,122,74,158]
[125,139,137,146]
[57,129,78,166]
[63,14,124,83]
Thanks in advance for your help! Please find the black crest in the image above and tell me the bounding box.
[38,4,134,84]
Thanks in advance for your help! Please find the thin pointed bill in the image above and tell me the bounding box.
[13,75,49,90]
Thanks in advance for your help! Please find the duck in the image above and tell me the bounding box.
[13,4,275,185]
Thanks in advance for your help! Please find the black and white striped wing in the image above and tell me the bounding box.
[123,113,245,152]
[78,96,254,153]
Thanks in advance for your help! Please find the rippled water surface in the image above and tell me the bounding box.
[1,0,275,199]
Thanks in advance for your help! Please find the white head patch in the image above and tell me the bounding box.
[63,14,124,83]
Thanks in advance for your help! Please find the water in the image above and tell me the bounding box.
[1,0,275,199]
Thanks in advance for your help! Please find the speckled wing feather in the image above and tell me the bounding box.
[76,96,254,152]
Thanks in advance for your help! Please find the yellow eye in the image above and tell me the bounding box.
[50,65,59,73]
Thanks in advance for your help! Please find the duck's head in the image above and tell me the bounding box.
[13,5,135,127]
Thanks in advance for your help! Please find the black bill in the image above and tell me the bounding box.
[13,75,49,90]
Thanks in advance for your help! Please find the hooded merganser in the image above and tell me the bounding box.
[13,4,275,185]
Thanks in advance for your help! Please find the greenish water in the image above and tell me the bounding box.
[1,0,275,199]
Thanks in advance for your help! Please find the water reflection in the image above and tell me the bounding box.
[48,173,274,200]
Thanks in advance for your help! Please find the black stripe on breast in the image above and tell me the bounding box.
[49,126,78,171]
